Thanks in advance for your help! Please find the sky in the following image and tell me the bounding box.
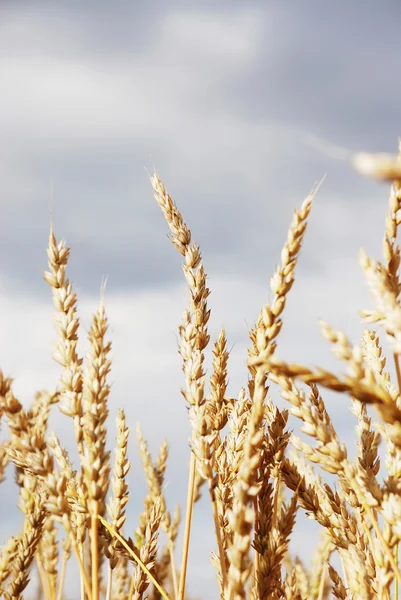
[0,1,400,598]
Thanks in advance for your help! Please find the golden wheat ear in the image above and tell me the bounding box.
[352,151,401,183]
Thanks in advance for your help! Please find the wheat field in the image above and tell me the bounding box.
[1,150,401,599]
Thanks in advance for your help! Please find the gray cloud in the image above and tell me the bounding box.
[230,1,401,145]
[1,1,398,296]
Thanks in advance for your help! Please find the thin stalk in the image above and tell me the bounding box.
[48,578,56,600]
[99,516,171,600]
[394,352,401,390]
[394,352,401,600]
[178,451,197,600]
[36,554,50,600]
[317,564,327,600]
[73,544,91,600]
[80,546,85,600]
[106,564,112,600]
[91,503,99,600]
[169,545,179,600]
[56,546,69,600]
[66,517,92,600]
[209,479,228,594]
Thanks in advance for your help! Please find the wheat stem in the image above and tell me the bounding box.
[99,516,171,600]
[91,504,100,600]
[67,519,92,600]
[36,554,50,600]
[106,564,113,600]
[55,546,69,600]
[169,545,179,600]
[178,451,196,600]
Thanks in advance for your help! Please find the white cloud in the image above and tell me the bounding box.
[162,9,263,66]
[0,7,264,151]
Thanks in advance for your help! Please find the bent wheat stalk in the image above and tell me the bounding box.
[98,517,171,600]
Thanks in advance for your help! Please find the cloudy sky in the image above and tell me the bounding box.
[0,1,400,598]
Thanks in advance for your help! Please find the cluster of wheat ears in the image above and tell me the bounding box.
[2,148,401,600]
